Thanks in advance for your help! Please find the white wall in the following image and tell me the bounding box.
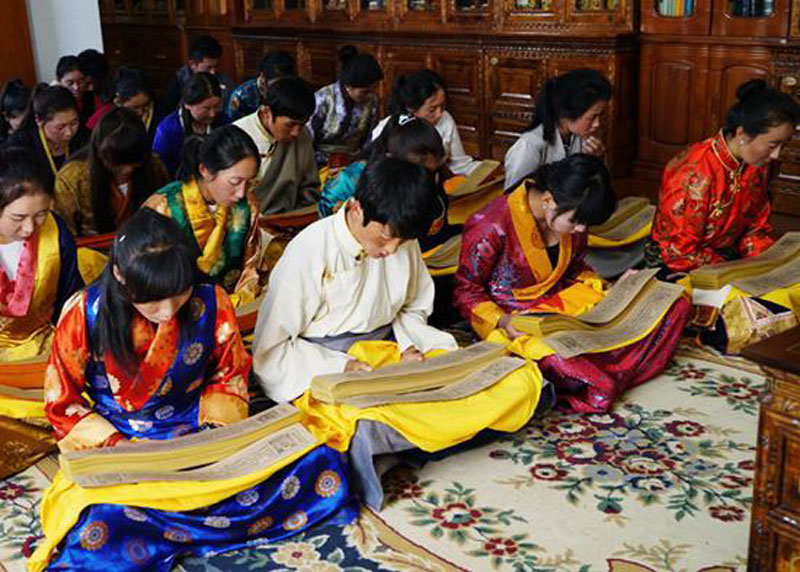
[25,0,104,82]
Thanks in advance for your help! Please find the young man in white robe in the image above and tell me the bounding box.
[251,157,546,509]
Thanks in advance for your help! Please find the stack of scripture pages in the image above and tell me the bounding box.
[60,403,317,487]
[310,341,525,407]
[689,232,800,297]
[511,268,685,358]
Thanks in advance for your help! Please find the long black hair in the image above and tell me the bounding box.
[0,146,51,211]
[71,107,163,232]
[723,79,800,137]
[530,153,615,227]
[0,80,31,139]
[93,208,198,372]
[178,124,260,183]
[180,72,222,137]
[528,69,612,145]
[387,69,445,116]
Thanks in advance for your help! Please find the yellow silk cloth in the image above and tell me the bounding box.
[27,441,319,572]
[447,186,505,226]
[681,276,800,354]
[295,340,544,453]
[0,395,46,419]
[0,415,55,480]
[588,222,652,248]
[0,214,60,362]
[77,248,108,284]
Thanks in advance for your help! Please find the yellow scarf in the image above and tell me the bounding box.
[182,180,229,274]
[37,126,68,176]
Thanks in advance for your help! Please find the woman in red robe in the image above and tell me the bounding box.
[454,154,691,413]
[648,79,799,273]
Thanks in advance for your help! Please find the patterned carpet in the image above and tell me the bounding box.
[0,345,765,572]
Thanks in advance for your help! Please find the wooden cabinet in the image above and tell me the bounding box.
[742,328,800,572]
[635,0,799,210]
[771,46,800,217]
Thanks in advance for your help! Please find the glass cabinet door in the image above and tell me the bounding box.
[654,0,694,16]
[712,0,789,36]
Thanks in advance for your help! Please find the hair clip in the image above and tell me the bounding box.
[398,114,416,126]
[118,235,126,243]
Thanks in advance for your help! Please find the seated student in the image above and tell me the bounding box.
[504,69,610,191]
[87,67,157,140]
[0,147,82,362]
[77,49,110,109]
[226,50,295,123]
[454,154,691,413]
[55,55,96,127]
[308,46,383,167]
[153,72,224,176]
[160,34,235,117]
[647,80,800,354]
[252,157,544,507]
[318,115,446,218]
[33,208,354,572]
[372,69,479,176]
[234,76,319,214]
[0,80,31,144]
[7,85,90,191]
[54,107,168,237]
[648,80,800,274]
[145,125,264,307]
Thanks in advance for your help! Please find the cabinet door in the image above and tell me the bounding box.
[770,49,800,217]
[707,45,772,134]
[640,0,712,34]
[484,51,545,161]
[302,43,340,89]
[233,37,299,80]
[712,0,791,37]
[381,47,433,113]
[433,51,484,157]
[637,41,709,167]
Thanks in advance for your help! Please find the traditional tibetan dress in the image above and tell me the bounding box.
[454,184,691,413]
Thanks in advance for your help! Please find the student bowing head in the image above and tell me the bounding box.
[0,147,52,244]
[347,156,443,258]
[178,125,260,207]
[529,153,615,236]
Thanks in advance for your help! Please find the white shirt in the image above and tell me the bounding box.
[0,240,24,281]
[503,125,583,190]
[252,205,458,402]
[372,111,481,176]
[234,110,277,182]
[0,240,25,280]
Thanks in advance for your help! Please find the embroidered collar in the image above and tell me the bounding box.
[334,201,367,261]
[710,131,744,176]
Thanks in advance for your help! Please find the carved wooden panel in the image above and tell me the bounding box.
[771,46,800,217]
[637,41,709,167]
[233,36,300,80]
[433,50,483,156]
[707,45,772,137]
